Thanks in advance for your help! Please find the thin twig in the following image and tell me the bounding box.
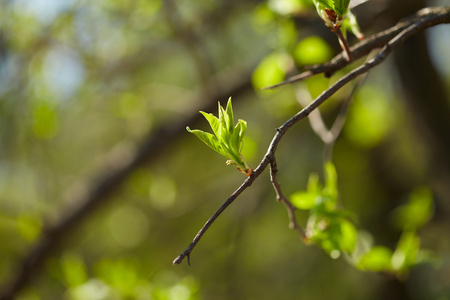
[334,26,353,62]
[264,6,450,89]
[295,62,369,161]
[172,164,265,265]
[269,156,306,238]
[173,10,449,265]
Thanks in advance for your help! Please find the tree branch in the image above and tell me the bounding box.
[173,7,450,265]
[0,73,255,300]
[295,68,367,161]
[269,157,305,238]
[264,6,450,89]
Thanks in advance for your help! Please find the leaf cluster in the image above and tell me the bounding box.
[291,164,437,277]
[187,98,252,176]
[291,162,357,259]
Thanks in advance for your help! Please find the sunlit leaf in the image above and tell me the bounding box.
[324,161,338,199]
[334,0,351,16]
[313,0,334,10]
[293,36,333,66]
[200,111,221,139]
[252,52,291,90]
[291,191,319,210]
[339,219,357,253]
[186,128,224,156]
[187,99,251,174]
[307,173,321,193]
[357,246,393,272]
[391,230,420,272]
[225,98,234,133]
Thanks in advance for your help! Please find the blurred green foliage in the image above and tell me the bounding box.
[1,0,450,299]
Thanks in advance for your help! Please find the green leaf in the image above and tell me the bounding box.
[237,119,247,151]
[357,246,393,272]
[343,10,364,40]
[230,120,247,154]
[312,0,334,10]
[339,219,357,253]
[293,36,333,66]
[307,173,321,193]
[225,98,234,132]
[324,161,338,200]
[291,191,319,210]
[252,52,290,90]
[218,103,228,141]
[391,230,420,272]
[345,85,394,148]
[333,0,350,16]
[199,111,221,138]
[186,98,251,175]
[186,127,225,156]
[391,186,433,230]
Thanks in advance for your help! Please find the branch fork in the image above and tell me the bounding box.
[173,6,450,266]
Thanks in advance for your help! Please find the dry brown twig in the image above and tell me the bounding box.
[173,6,450,266]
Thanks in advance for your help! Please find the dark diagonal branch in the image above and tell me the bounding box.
[173,7,450,265]
[265,6,450,89]
[0,73,254,300]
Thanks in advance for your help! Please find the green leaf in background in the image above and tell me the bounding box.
[187,98,252,175]
[252,52,291,90]
[291,173,322,210]
[291,191,319,210]
[293,36,333,66]
[61,252,88,288]
[391,230,420,273]
[357,246,393,272]
[339,219,358,253]
[324,161,338,200]
[391,186,433,231]
[345,85,395,148]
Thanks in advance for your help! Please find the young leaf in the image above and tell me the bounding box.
[334,0,351,17]
[226,98,234,133]
[187,98,252,175]
[186,128,225,156]
[199,112,221,138]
